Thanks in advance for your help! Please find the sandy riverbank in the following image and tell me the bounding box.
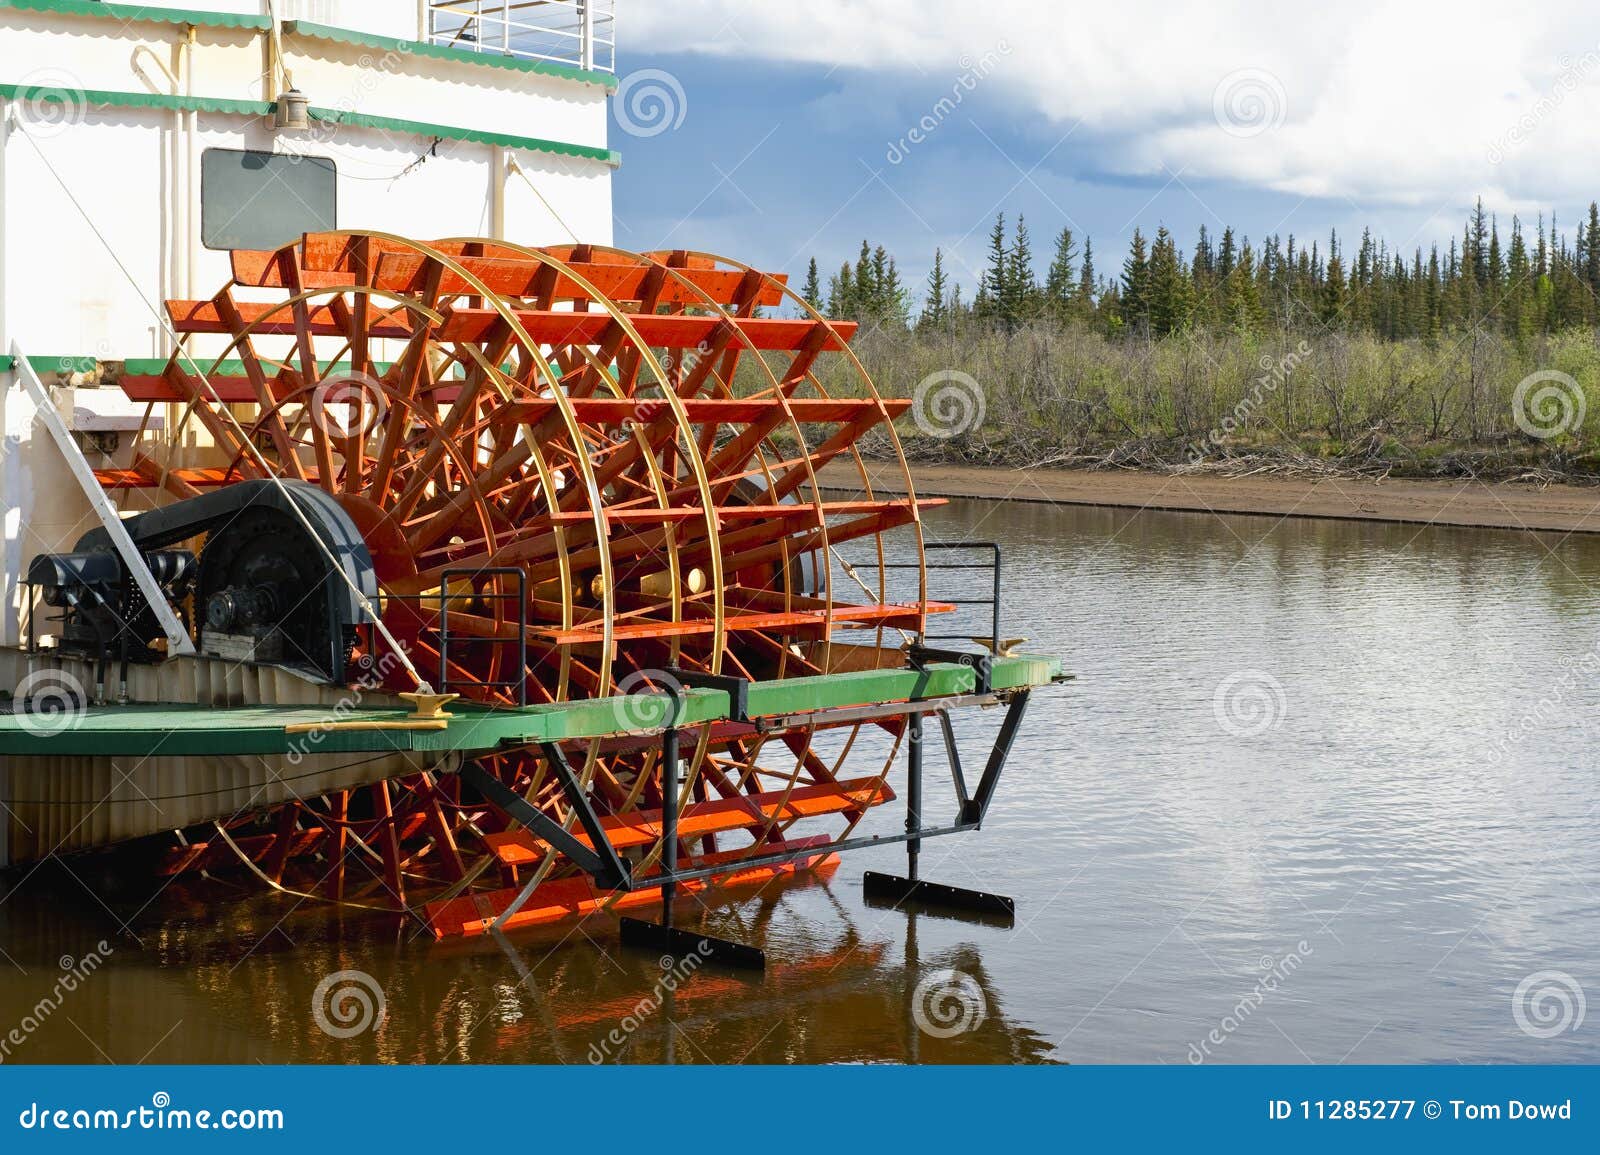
[816,460,1600,535]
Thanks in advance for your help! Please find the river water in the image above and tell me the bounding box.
[2,497,1598,1064]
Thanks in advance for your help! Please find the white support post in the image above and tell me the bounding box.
[580,1,595,71]
[8,343,196,656]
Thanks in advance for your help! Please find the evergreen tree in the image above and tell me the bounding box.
[1217,226,1237,280]
[1044,226,1078,318]
[1005,214,1039,321]
[801,258,822,312]
[1120,228,1151,332]
[1147,226,1193,335]
[1321,231,1347,325]
[853,240,875,317]
[1587,201,1600,300]
[919,247,949,330]
[1076,236,1097,316]
[1506,216,1531,341]
[1222,242,1264,332]
[1470,197,1490,287]
[978,213,1009,322]
[827,262,853,318]
[878,248,910,326]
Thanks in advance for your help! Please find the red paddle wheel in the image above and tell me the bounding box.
[116,232,947,930]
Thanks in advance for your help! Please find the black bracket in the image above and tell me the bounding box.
[958,689,1030,826]
[459,756,631,891]
[619,916,766,972]
[863,872,1016,920]
[907,643,994,694]
[665,667,749,723]
[859,689,1033,926]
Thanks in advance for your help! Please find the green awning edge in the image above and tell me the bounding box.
[3,357,474,378]
[283,20,618,91]
[0,82,271,117]
[0,84,619,166]
[0,353,105,373]
[0,0,272,31]
[307,104,618,165]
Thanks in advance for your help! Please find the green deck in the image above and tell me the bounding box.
[0,655,1062,758]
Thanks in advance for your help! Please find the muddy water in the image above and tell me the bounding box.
[3,498,1599,1064]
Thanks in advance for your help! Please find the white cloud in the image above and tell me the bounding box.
[627,0,1600,212]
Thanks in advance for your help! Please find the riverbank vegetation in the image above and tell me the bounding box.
[799,204,1600,480]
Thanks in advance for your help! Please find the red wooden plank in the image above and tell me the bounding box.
[499,396,910,425]
[161,299,853,351]
[437,308,857,352]
[423,835,840,938]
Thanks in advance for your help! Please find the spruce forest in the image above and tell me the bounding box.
[800,201,1600,477]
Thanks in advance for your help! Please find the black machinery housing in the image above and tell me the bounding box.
[27,480,377,683]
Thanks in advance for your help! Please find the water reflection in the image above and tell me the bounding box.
[5,497,1600,1063]
[0,857,1054,1064]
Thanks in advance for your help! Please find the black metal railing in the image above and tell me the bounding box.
[437,568,528,706]
[847,541,1003,654]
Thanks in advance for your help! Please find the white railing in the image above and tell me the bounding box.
[426,1,616,74]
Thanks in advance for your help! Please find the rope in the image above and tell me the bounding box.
[506,156,580,244]
[10,114,431,692]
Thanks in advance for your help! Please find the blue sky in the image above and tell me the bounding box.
[612,1,1600,308]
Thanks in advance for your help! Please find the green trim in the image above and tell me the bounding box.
[0,657,1063,757]
[0,82,270,117]
[0,691,731,757]
[0,83,619,166]
[284,20,617,91]
[7,356,465,379]
[307,105,617,165]
[0,353,102,373]
[0,0,271,31]
[123,357,398,377]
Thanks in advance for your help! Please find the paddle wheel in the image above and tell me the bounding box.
[3,231,1057,958]
[98,235,927,927]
